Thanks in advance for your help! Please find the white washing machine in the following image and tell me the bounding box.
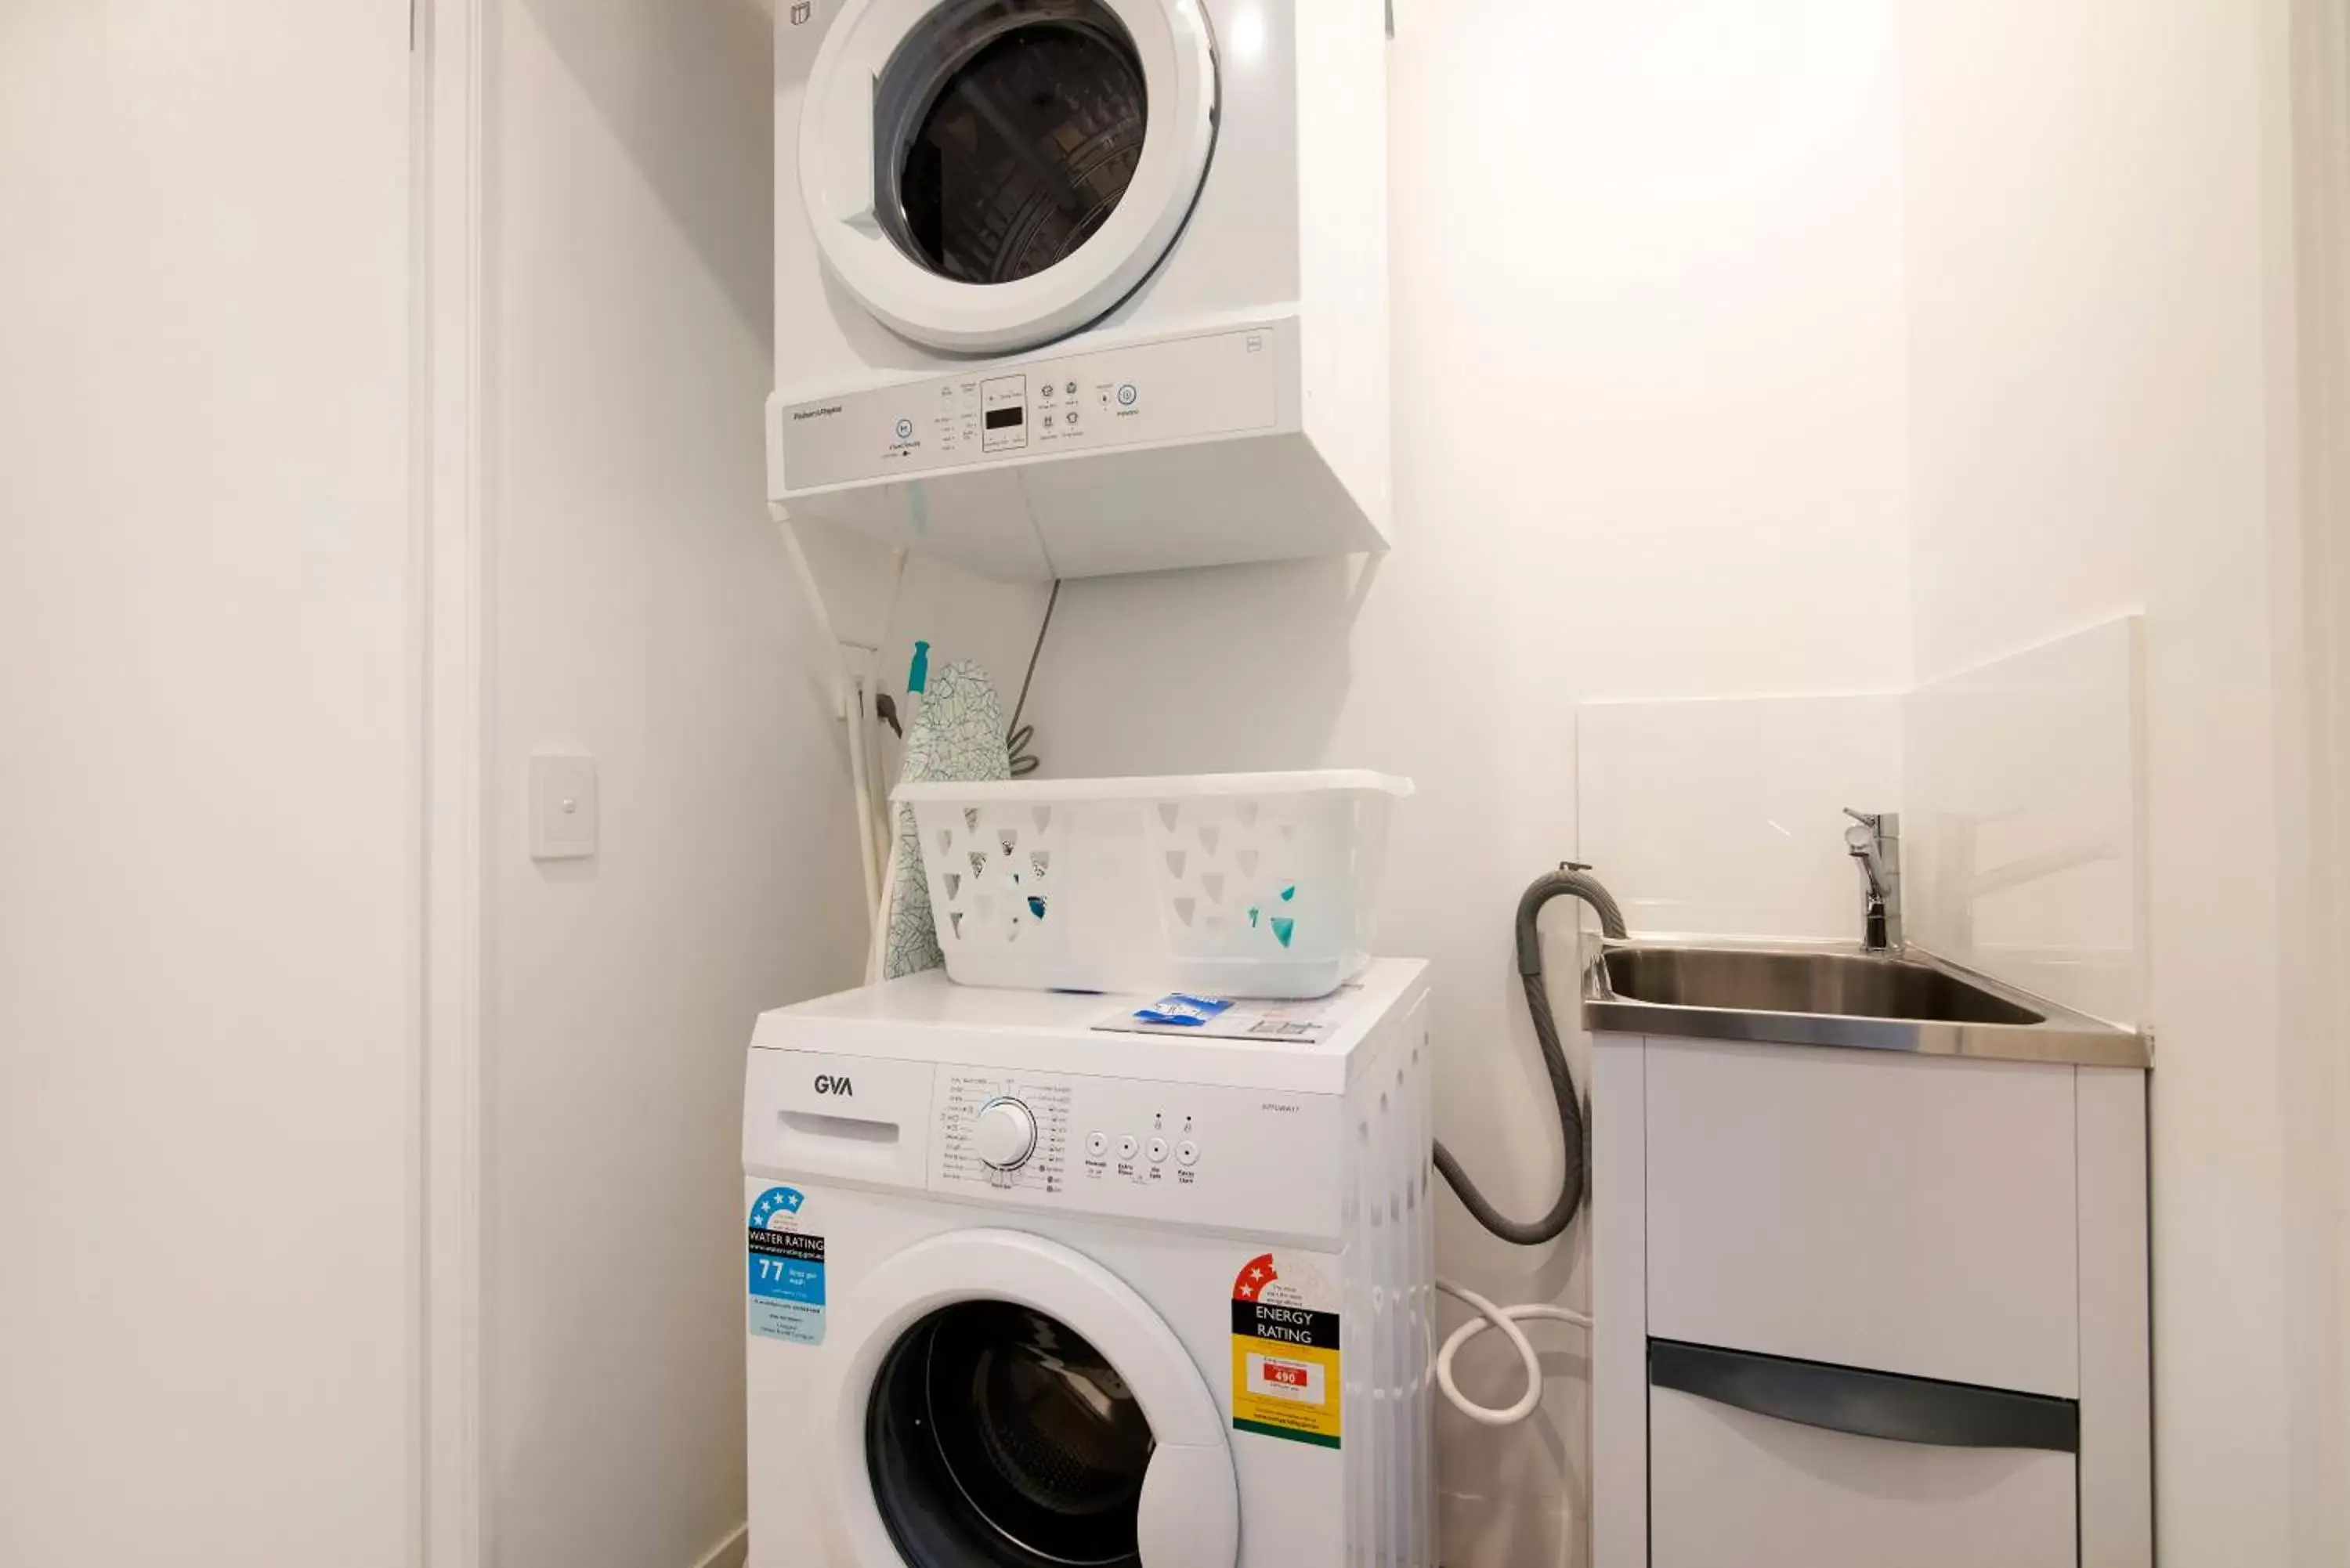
[768,0,1392,580]
[742,962,1434,1567]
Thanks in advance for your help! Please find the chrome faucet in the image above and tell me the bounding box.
[1843,809,1902,953]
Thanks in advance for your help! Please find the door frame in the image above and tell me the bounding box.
[414,2,488,1565]
[2276,0,2350,1548]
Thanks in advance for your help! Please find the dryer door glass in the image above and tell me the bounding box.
[875,0,1149,286]
[869,1299,1154,1568]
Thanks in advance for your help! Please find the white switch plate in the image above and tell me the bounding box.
[530,755,598,860]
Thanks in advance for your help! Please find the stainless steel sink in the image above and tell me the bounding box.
[1582,936,2149,1067]
[1602,946,2045,1025]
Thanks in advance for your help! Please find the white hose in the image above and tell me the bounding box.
[1434,1277,1593,1427]
[863,677,923,986]
[865,685,895,885]
[842,673,883,924]
[864,826,898,986]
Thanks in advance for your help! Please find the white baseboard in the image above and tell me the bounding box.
[689,1523,750,1568]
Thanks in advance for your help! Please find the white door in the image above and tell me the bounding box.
[0,5,418,1566]
[830,1228,1240,1568]
[800,0,1219,352]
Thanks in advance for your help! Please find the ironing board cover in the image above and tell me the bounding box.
[881,658,1010,977]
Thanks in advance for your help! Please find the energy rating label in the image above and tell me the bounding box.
[1229,1251,1343,1449]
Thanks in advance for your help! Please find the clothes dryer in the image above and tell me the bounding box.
[769,0,1391,578]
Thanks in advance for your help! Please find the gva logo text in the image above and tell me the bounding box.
[814,1075,854,1097]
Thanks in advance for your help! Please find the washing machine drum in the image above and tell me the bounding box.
[869,1301,1155,1567]
[801,0,1220,353]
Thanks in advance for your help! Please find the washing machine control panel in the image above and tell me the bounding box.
[774,320,1293,493]
[969,1097,1039,1170]
[937,1074,1075,1194]
[928,1068,1345,1239]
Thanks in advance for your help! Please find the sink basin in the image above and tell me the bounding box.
[1582,937,2149,1068]
[1601,947,2044,1026]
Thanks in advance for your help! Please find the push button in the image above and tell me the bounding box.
[1147,1137,1169,1164]
[1177,1140,1198,1167]
[1086,1132,1108,1158]
[1116,1135,1139,1161]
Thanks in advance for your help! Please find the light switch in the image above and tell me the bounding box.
[530,755,598,861]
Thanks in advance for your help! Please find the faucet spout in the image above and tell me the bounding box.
[1842,808,1903,953]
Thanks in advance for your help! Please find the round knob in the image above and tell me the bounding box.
[972,1097,1038,1171]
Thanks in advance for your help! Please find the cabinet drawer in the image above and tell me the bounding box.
[1645,1039,2077,1395]
[1650,1370,2077,1568]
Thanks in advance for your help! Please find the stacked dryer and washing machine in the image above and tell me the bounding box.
[754,2,1419,1563]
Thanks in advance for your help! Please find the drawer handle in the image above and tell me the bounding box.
[1650,1339,2079,1454]
[781,1109,899,1144]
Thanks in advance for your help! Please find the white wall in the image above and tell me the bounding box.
[1025,5,1913,1559]
[0,5,418,1566]
[1900,1,2342,1559]
[1577,695,1904,941]
[482,3,866,1566]
[1902,618,2145,1028]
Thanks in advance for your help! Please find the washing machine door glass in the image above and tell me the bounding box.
[869,1301,1153,1566]
[836,1229,1238,1568]
[801,0,1218,353]
[877,1,1147,287]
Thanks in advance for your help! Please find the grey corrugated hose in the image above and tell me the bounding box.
[1433,866,1628,1246]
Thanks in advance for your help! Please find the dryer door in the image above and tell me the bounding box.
[800,0,1218,353]
[832,1228,1240,1568]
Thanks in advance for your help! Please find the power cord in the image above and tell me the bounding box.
[1003,579,1060,777]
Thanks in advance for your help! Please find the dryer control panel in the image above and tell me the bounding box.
[773,320,1293,493]
[927,1067,1346,1241]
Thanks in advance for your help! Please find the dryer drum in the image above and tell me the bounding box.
[875,0,1150,286]
[870,1299,1155,1567]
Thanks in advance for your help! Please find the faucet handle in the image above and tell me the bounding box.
[1842,807,1880,829]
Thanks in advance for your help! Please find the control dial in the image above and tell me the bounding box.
[972,1097,1039,1172]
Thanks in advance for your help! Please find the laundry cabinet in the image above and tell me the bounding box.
[1589,1033,2152,1568]
[1648,1370,2076,1568]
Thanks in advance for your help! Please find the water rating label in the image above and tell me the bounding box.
[747,1186,824,1345]
[1229,1252,1342,1449]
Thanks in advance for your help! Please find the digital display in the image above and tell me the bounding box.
[985,406,1025,431]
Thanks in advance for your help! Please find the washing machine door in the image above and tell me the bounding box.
[833,1229,1240,1568]
[800,0,1219,354]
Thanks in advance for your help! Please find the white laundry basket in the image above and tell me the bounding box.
[895,771,1412,999]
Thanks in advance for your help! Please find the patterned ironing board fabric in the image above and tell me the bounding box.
[881,657,1010,978]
